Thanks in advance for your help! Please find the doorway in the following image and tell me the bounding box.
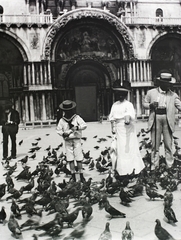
[75,85,97,121]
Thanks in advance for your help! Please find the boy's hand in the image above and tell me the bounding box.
[71,126,78,131]
[62,130,73,139]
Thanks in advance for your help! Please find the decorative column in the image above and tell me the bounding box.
[41,93,46,121]
[129,62,132,82]
[40,63,43,85]
[28,64,31,85]
[47,61,51,85]
[140,61,143,81]
[143,61,147,82]
[133,62,136,82]
[136,88,141,117]
[29,93,35,121]
[25,95,29,122]
[23,65,27,85]
[32,63,35,85]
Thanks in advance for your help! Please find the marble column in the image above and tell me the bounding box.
[41,93,46,121]
[29,93,35,121]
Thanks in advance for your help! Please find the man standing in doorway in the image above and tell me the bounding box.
[143,72,181,171]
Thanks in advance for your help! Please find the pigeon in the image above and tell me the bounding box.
[35,137,41,141]
[164,205,178,224]
[154,219,175,240]
[21,177,35,192]
[62,207,82,227]
[6,188,24,201]
[11,199,21,219]
[20,210,43,229]
[18,139,23,145]
[63,222,87,240]
[8,214,22,238]
[32,234,38,240]
[35,212,63,231]
[81,199,93,221]
[0,183,6,199]
[146,185,164,200]
[29,153,36,159]
[122,221,134,240]
[119,187,133,206]
[0,206,6,224]
[103,200,126,218]
[18,155,28,165]
[98,222,112,240]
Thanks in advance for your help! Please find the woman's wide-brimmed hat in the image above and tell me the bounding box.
[59,100,76,110]
[112,80,131,92]
[157,72,176,84]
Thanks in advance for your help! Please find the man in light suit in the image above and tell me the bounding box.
[143,72,181,170]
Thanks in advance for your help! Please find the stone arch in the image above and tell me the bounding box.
[148,31,181,82]
[42,8,135,60]
[0,30,30,62]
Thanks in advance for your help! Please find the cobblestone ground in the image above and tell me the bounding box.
[0,121,181,240]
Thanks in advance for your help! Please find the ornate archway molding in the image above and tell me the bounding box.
[59,55,116,87]
[0,30,30,62]
[42,8,135,60]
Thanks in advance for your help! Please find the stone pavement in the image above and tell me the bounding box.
[0,120,181,240]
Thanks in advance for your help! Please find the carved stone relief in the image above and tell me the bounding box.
[43,9,135,60]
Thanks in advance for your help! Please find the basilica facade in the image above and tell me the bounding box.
[0,0,181,126]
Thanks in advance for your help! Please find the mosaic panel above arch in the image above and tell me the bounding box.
[56,25,121,61]
[43,9,135,60]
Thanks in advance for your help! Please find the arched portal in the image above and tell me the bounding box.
[44,8,134,121]
[150,33,181,83]
[0,32,26,124]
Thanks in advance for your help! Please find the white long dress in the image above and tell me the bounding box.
[109,100,145,175]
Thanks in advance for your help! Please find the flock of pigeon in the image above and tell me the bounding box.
[0,125,181,240]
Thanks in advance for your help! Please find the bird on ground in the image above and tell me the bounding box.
[15,166,31,181]
[89,159,95,170]
[18,155,28,165]
[62,207,82,227]
[18,139,23,145]
[122,221,134,240]
[146,185,164,200]
[35,137,41,141]
[21,177,35,192]
[127,182,144,198]
[81,199,93,221]
[154,219,176,240]
[8,214,22,238]
[32,234,38,240]
[32,142,38,146]
[63,222,87,240]
[119,187,133,206]
[0,183,6,199]
[103,200,126,218]
[164,205,178,224]
[0,206,6,224]
[98,222,112,240]
[20,209,43,229]
[35,212,62,231]
[164,188,173,206]
[29,152,36,159]
[83,150,90,159]
[6,188,24,201]
[39,223,63,237]
[11,199,21,219]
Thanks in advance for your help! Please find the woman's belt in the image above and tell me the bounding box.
[155,108,166,114]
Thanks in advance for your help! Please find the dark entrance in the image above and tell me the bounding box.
[75,85,97,121]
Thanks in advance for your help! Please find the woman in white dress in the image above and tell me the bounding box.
[109,80,145,176]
